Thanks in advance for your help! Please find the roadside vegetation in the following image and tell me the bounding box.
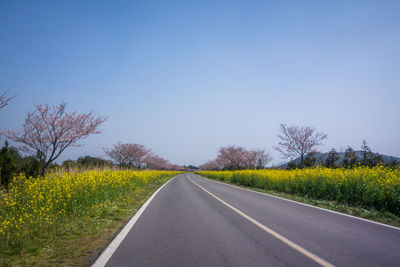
[196,166,400,226]
[197,123,400,226]
[0,169,179,266]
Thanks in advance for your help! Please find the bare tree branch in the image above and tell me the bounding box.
[274,123,327,167]
[0,90,16,109]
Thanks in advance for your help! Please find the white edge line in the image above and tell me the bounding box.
[193,174,400,231]
[187,176,334,267]
[92,175,178,267]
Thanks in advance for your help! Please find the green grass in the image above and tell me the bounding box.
[0,173,176,267]
[196,174,400,228]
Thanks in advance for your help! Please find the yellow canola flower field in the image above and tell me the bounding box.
[0,169,179,244]
[197,166,400,215]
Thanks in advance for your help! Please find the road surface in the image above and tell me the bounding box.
[100,173,400,266]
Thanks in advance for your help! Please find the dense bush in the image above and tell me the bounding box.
[0,142,16,188]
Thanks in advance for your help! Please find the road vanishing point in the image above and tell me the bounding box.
[93,173,400,267]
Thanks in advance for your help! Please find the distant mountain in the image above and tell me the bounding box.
[278,151,400,167]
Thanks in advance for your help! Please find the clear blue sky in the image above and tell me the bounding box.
[1,0,399,166]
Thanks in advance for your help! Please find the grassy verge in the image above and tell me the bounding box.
[195,174,400,228]
[0,173,177,267]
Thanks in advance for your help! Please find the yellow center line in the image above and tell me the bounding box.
[187,175,335,267]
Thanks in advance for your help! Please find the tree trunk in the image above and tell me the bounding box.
[40,166,45,177]
[40,160,48,177]
[300,154,304,168]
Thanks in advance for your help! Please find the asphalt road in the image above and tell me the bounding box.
[103,173,400,267]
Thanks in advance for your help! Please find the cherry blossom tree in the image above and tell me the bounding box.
[217,146,249,170]
[199,160,224,171]
[129,144,150,168]
[104,143,151,168]
[254,149,273,169]
[144,153,170,170]
[5,103,106,175]
[104,143,179,170]
[199,146,273,170]
[243,149,258,169]
[274,123,327,167]
[103,142,130,166]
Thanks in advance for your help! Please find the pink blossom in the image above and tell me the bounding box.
[5,103,106,174]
